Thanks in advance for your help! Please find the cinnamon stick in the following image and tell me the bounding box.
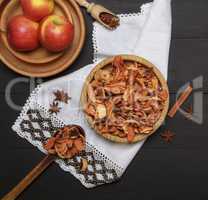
[168,85,193,118]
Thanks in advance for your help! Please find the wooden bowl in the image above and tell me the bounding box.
[0,0,73,64]
[0,0,86,77]
[80,55,170,143]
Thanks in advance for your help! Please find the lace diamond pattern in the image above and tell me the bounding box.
[16,108,119,187]
[66,151,119,185]
[20,110,57,142]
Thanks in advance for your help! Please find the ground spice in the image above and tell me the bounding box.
[99,12,120,29]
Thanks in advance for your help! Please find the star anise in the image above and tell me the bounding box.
[49,102,61,114]
[53,90,71,104]
[161,130,175,143]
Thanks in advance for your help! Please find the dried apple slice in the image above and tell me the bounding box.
[96,104,107,119]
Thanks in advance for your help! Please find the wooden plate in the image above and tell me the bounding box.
[80,55,170,143]
[0,0,86,77]
[0,0,74,64]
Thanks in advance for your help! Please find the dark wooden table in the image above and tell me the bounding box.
[1,0,208,199]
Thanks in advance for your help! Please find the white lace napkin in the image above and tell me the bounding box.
[12,0,172,188]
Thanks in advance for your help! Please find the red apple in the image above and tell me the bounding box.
[39,15,74,52]
[20,0,54,22]
[7,15,39,52]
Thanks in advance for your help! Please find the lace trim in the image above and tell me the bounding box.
[12,86,123,188]
[92,2,153,63]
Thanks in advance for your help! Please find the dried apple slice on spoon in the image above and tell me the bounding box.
[1,125,86,200]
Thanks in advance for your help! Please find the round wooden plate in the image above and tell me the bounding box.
[0,0,86,77]
[80,55,170,143]
[0,0,73,64]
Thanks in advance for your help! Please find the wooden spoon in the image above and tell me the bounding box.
[1,125,86,200]
[1,155,55,200]
[74,0,120,29]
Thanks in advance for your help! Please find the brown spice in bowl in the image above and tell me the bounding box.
[99,12,120,29]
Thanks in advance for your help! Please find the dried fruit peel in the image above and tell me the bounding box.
[43,125,85,159]
[83,56,169,143]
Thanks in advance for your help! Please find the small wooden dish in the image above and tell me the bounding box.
[80,55,170,143]
[0,0,86,77]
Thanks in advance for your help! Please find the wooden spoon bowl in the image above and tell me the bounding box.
[1,124,86,200]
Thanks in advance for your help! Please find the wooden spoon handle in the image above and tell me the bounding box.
[74,0,90,9]
[1,155,55,200]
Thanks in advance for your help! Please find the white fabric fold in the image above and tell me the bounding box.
[13,0,172,186]
[133,0,172,78]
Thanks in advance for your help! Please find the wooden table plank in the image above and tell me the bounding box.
[1,0,208,199]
